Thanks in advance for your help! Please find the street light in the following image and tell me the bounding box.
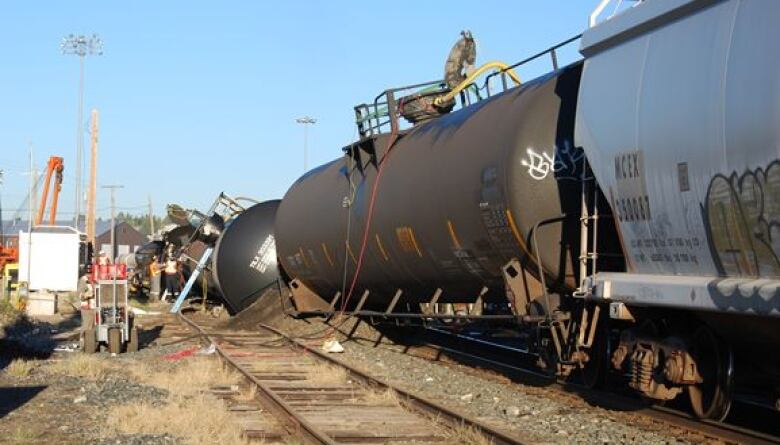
[62,33,103,230]
[296,116,317,172]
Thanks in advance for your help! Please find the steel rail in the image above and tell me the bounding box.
[178,313,338,445]
[406,327,780,445]
[256,322,535,445]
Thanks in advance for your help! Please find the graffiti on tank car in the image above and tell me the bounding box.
[702,160,780,278]
[521,148,554,180]
[520,141,584,181]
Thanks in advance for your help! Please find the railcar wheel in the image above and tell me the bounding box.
[688,326,733,420]
[580,319,610,389]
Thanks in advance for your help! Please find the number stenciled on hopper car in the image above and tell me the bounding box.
[613,150,652,222]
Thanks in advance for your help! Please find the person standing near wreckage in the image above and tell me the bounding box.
[163,250,181,302]
[148,254,162,301]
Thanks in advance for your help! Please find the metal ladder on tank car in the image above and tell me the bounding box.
[526,157,603,376]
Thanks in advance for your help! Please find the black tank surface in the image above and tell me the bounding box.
[212,200,281,313]
[276,63,588,308]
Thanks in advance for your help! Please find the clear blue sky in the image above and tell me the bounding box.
[0,2,596,220]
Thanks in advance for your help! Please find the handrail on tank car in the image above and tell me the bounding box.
[354,79,445,138]
[480,34,582,99]
[353,34,582,139]
[529,214,572,318]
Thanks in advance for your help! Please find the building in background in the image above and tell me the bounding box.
[2,219,145,258]
[94,221,146,259]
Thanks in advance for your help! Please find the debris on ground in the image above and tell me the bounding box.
[162,346,198,362]
[322,339,344,353]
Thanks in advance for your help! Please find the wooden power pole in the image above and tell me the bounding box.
[86,109,99,245]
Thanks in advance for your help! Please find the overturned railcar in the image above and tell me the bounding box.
[211,199,281,313]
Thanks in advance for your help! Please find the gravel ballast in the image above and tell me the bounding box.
[268,314,696,445]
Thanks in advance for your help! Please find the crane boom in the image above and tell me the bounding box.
[35,156,64,226]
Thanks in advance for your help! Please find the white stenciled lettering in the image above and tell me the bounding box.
[248,235,276,273]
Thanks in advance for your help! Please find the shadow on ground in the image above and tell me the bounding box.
[0,312,81,371]
[0,386,47,420]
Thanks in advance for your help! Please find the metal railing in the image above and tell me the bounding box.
[354,80,446,139]
[352,34,583,139]
[473,34,582,101]
[589,0,645,27]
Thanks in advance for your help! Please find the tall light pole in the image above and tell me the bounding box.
[296,116,316,172]
[62,33,102,230]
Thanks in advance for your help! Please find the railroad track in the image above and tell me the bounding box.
[134,311,778,444]
[160,311,537,445]
[391,326,780,445]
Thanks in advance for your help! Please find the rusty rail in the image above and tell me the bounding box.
[256,322,535,445]
[178,313,337,445]
[177,311,535,445]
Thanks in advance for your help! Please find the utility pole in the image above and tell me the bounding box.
[101,185,123,261]
[147,194,155,238]
[86,109,99,245]
[62,34,103,230]
[26,146,34,287]
[296,116,317,172]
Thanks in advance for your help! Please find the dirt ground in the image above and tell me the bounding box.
[0,299,247,445]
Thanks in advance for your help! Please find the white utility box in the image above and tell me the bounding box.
[26,291,58,316]
[18,226,81,292]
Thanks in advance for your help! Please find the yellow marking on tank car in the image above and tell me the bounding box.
[321,242,335,267]
[298,247,311,268]
[346,243,358,265]
[446,219,463,250]
[374,234,390,261]
[505,209,533,257]
[395,226,423,257]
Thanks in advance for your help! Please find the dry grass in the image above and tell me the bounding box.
[0,298,24,326]
[105,356,249,445]
[361,388,401,406]
[130,356,239,397]
[9,427,37,444]
[5,359,35,378]
[443,423,493,445]
[234,382,257,401]
[47,354,113,380]
[107,394,249,445]
[307,362,347,385]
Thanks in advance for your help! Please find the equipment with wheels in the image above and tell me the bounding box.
[80,263,139,353]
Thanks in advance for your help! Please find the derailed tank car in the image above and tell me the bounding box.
[130,196,281,314]
[178,197,281,314]
[211,199,281,313]
[276,64,623,311]
[275,0,780,421]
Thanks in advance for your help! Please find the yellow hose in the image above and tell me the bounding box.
[434,61,522,106]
